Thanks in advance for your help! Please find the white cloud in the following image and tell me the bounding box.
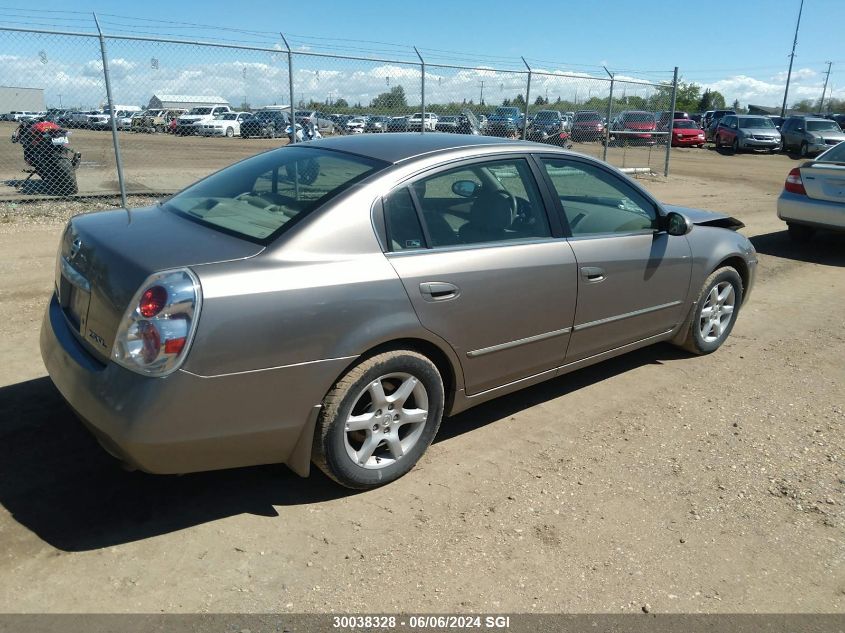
[770,67,816,82]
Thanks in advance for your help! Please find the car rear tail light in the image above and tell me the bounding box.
[112,268,201,376]
[784,167,806,195]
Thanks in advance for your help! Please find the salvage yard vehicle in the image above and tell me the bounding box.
[666,119,706,147]
[198,112,253,137]
[713,115,782,153]
[240,110,289,139]
[132,109,186,133]
[777,139,845,241]
[570,110,605,142]
[175,105,232,136]
[609,111,658,145]
[41,134,756,489]
[780,116,845,157]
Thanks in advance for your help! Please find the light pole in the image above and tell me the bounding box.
[818,62,833,114]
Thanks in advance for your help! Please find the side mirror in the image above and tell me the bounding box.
[665,211,692,236]
[451,180,477,198]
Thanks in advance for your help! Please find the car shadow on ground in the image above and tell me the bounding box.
[751,229,845,267]
[2,178,55,195]
[0,343,688,552]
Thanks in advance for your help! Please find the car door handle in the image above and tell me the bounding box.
[580,266,606,283]
[419,281,460,301]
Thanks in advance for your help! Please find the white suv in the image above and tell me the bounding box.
[408,112,438,132]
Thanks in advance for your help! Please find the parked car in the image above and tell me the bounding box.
[485,107,523,137]
[132,109,185,134]
[528,110,566,138]
[68,110,103,129]
[346,116,367,134]
[387,116,409,133]
[434,112,480,135]
[667,119,706,147]
[713,115,782,153]
[701,110,715,130]
[5,110,39,122]
[777,140,845,241]
[609,111,658,145]
[827,114,845,131]
[767,115,785,131]
[294,110,335,134]
[41,134,756,490]
[656,111,691,129]
[365,115,390,133]
[408,112,438,132]
[89,110,136,131]
[198,112,253,137]
[570,111,605,142]
[240,110,289,138]
[780,115,845,157]
[175,106,232,136]
[704,109,736,142]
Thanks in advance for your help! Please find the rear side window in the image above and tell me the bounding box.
[384,188,425,251]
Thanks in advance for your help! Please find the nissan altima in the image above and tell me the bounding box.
[41,133,757,489]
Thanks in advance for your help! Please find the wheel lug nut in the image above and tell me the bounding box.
[372,424,379,432]
[394,414,400,421]
[388,404,394,410]
[375,409,382,416]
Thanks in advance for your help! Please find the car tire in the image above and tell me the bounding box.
[787,223,815,242]
[676,266,743,356]
[731,138,740,154]
[312,350,445,490]
[225,127,234,138]
[800,141,809,158]
[268,127,275,139]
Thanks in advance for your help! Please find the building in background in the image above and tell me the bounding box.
[147,94,230,110]
[0,86,45,114]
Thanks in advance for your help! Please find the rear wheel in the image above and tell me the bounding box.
[787,223,815,242]
[44,156,78,196]
[731,138,740,154]
[313,350,445,489]
[800,141,809,158]
[676,266,743,355]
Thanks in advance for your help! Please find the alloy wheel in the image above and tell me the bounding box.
[699,281,736,343]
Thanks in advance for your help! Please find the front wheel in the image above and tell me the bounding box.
[800,142,809,158]
[676,266,743,355]
[313,350,445,489]
[731,138,740,154]
[225,127,234,138]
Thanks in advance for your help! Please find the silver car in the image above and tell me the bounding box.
[41,134,757,489]
[781,116,845,157]
[777,139,845,240]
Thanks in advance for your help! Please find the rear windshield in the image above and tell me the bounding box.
[816,141,845,163]
[807,120,840,132]
[494,107,520,117]
[188,107,213,115]
[575,112,601,122]
[738,117,774,129]
[165,147,386,243]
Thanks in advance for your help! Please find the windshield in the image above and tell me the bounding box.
[816,141,845,163]
[575,112,601,122]
[255,111,283,122]
[534,111,560,121]
[738,117,774,129]
[673,120,698,129]
[165,147,387,244]
[295,111,313,117]
[439,116,457,122]
[494,107,520,117]
[623,112,654,122]
[807,120,840,132]
[219,113,238,120]
[188,108,213,115]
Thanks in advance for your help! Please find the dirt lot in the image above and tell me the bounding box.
[0,143,843,615]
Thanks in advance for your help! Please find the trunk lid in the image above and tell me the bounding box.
[57,205,263,362]
[800,162,845,203]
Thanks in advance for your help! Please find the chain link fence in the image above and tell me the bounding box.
[0,22,678,201]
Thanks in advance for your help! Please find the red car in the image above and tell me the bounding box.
[610,111,657,144]
[668,119,706,147]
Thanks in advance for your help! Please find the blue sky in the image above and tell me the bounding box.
[1,0,842,108]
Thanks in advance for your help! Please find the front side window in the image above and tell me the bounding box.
[165,147,386,243]
[541,159,657,236]
[409,159,551,247]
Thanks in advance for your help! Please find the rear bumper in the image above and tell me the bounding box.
[777,190,845,231]
[40,294,351,476]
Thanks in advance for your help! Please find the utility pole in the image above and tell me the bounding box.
[780,0,804,117]
[479,80,484,105]
[818,61,833,114]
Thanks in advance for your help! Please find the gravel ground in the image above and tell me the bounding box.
[0,147,843,615]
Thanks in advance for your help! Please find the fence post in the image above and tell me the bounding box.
[414,47,425,134]
[521,57,531,140]
[663,66,679,177]
[603,66,614,162]
[280,33,295,144]
[93,13,127,208]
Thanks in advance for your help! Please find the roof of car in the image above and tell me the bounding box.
[309,133,539,164]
